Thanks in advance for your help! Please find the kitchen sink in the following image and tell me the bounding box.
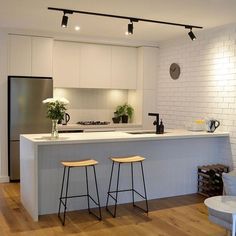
[126,131,168,135]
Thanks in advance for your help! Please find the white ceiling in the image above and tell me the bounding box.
[1,0,236,43]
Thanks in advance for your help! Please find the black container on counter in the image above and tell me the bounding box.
[159,119,164,134]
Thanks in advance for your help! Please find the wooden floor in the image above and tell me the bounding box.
[0,183,226,236]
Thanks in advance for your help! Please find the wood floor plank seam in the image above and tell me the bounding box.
[0,183,226,236]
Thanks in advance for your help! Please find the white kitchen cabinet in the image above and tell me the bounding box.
[143,47,158,90]
[8,35,31,76]
[79,43,111,88]
[53,41,80,88]
[8,34,53,77]
[111,46,137,89]
[32,37,53,77]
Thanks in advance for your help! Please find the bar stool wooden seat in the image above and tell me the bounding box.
[106,155,149,217]
[58,159,102,225]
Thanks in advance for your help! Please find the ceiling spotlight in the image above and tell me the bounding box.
[75,26,80,31]
[188,28,196,41]
[127,20,133,35]
[61,13,68,28]
[49,7,203,35]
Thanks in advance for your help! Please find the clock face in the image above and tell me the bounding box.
[169,63,181,80]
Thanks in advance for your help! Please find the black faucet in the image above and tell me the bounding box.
[148,113,160,134]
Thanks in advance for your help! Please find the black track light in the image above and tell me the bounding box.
[128,21,133,35]
[49,7,203,35]
[188,28,196,41]
[61,13,68,28]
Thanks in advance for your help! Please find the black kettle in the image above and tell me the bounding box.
[61,113,70,125]
[206,119,220,133]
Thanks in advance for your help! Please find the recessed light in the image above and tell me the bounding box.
[75,26,80,31]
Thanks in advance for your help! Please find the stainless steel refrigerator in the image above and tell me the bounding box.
[8,76,53,181]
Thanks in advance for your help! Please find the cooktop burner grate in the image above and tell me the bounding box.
[77,121,110,125]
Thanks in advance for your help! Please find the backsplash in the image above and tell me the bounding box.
[54,88,128,123]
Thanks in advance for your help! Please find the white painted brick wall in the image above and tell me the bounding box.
[157,23,236,167]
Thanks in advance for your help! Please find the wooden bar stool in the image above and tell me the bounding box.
[58,159,102,225]
[106,155,149,217]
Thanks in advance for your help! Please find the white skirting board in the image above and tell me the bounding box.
[0,176,9,183]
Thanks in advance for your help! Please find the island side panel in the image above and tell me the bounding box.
[20,136,38,221]
[37,136,231,216]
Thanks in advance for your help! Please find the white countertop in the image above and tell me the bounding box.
[20,129,229,145]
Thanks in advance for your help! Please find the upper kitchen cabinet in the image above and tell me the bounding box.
[8,34,53,77]
[142,47,159,90]
[79,44,112,88]
[31,37,53,77]
[111,46,137,89]
[8,35,31,76]
[53,41,80,88]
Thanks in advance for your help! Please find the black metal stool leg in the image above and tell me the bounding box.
[58,166,66,217]
[106,161,115,209]
[62,167,71,225]
[131,162,135,206]
[113,163,121,217]
[93,165,102,220]
[85,166,91,214]
[140,161,149,213]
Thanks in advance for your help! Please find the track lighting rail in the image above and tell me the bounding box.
[48,7,203,30]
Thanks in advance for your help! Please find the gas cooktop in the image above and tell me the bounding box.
[77,121,110,125]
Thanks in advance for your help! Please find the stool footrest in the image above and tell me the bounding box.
[58,193,102,224]
[59,194,100,206]
[106,188,148,217]
[108,189,146,200]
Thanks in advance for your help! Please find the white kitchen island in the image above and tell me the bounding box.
[20,129,231,221]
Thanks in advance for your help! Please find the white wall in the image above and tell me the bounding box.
[0,31,9,182]
[157,23,236,166]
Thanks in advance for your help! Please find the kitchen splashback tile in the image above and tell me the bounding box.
[53,88,129,123]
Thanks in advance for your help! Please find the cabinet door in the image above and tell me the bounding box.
[111,46,137,89]
[53,41,80,88]
[32,37,53,77]
[8,35,31,76]
[79,44,111,88]
[143,47,158,90]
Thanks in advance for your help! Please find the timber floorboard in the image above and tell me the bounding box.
[0,183,227,236]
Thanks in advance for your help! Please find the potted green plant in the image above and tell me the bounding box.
[114,103,134,123]
[112,111,121,124]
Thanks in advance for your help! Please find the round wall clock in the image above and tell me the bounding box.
[169,63,181,80]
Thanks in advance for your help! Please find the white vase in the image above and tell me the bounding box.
[51,119,59,139]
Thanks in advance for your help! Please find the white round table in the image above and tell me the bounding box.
[204,196,236,236]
